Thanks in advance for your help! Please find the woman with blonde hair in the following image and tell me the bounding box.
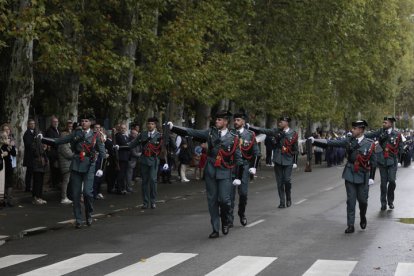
[0,130,16,207]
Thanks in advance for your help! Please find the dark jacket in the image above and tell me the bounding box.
[1,144,17,188]
[116,133,131,161]
[32,138,49,173]
[179,146,192,165]
[23,129,36,167]
[45,126,60,161]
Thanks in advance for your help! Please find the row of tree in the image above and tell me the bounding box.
[1,0,414,184]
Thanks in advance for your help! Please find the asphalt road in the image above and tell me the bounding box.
[1,162,414,276]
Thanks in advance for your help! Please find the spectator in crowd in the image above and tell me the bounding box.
[178,140,192,182]
[93,123,106,199]
[58,130,73,204]
[194,143,207,180]
[115,124,130,194]
[158,134,176,184]
[105,129,117,194]
[23,119,37,192]
[313,134,323,165]
[1,130,16,207]
[127,129,140,192]
[264,135,274,166]
[66,120,74,133]
[31,135,48,205]
[45,115,61,189]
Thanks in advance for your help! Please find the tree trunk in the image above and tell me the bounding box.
[195,101,211,129]
[168,98,184,126]
[58,73,79,122]
[4,0,34,188]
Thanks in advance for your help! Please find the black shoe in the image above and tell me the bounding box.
[141,205,148,209]
[286,200,292,207]
[389,203,394,209]
[86,218,93,226]
[381,205,387,211]
[345,225,355,234]
[209,231,219,239]
[360,216,367,229]
[239,214,247,226]
[151,204,156,209]
[222,224,229,235]
[75,223,82,229]
[278,204,286,208]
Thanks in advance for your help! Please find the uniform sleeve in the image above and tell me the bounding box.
[326,138,349,147]
[127,133,142,149]
[52,132,75,145]
[364,129,381,139]
[181,128,210,141]
[249,126,279,137]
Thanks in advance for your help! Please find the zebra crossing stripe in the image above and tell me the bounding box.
[395,263,414,276]
[302,259,357,276]
[0,255,46,269]
[205,256,277,276]
[18,253,121,276]
[105,252,197,276]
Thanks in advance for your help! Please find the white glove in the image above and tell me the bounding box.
[368,179,375,185]
[245,123,251,129]
[37,133,43,139]
[95,170,103,177]
[308,137,315,144]
[163,164,169,170]
[249,168,256,175]
[232,179,241,186]
[167,122,173,130]
[398,163,402,168]
[292,164,298,169]
[113,145,119,150]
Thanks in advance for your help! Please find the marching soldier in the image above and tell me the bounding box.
[39,114,105,228]
[365,116,403,210]
[167,111,242,238]
[230,112,260,227]
[248,116,298,208]
[117,117,168,209]
[309,120,376,234]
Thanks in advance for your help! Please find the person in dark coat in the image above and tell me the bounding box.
[115,124,131,194]
[31,135,48,205]
[45,116,61,188]
[178,140,192,182]
[23,119,37,192]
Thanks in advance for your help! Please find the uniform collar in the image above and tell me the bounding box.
[83,128,91,134]
[237,127,245,134]
[356,135,365,144]
[219,128,228,137]
[148,130,156,137]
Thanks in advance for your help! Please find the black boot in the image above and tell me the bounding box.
[238,196,248,226]
[345,225,355,234]
[360,203,367,229]
[220,204,230,235]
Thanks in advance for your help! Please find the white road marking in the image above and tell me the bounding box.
[302,259,357,276]
[323,187,334,191]
[57,219,75,224]
[246,219,265,228]
[295,199,307,205]
[0,255,46,269]
[0,235,9,240]
[92,213,105,218]
[105,252,197,276]
[21,227,47,234]
[18,253,121,276]
[395,262,414,276]
[206,256,277,276]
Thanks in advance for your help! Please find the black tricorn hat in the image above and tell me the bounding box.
[147,117,159,123]
[79,113,95,121]
[215,110,232,119]
[383,116,396,122]
[279,116,291,122]
[351,120,368,128]
[233,112,247,120]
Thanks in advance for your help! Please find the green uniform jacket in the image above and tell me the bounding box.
[325,136,376,184]
[128,130,162,167]
[238,128,260,166]
[176,127,243,180]
[251,127,298,166]
[49,128,105,173]
[365,128,403,167]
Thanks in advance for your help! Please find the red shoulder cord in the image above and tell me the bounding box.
[354,142,376,173]
[80,132,99,161]
[144,139,162,157]
[240,132,256,160]
[281,132,298,155]
[214,136,239,169]
[384,133,401,158]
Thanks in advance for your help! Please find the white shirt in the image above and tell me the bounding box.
[84,128,91,135]
[219,129,228,137]
[357,135,365,144]
[148,130,156,137]
[238,127,245,134]
[387,128,392,134]
[284,128,290,133]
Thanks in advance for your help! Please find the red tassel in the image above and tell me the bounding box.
[214,155,222,167]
